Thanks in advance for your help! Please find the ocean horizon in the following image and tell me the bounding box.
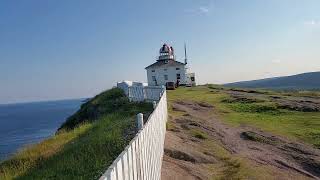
[0,98,84,161]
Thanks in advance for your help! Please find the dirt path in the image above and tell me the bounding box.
[161,100,320,180]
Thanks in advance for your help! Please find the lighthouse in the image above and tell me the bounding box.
[145,43,196,87]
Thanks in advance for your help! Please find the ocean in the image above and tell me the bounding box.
[0,99,83,161]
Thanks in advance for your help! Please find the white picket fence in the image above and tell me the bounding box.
[128,86,165,102]
[100,88,168,180]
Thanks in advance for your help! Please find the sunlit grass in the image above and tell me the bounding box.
[0,124,91,179]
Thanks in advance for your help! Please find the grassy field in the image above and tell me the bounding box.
[0,88,153,179]
[168,85,320,148]
[165,85,320,179]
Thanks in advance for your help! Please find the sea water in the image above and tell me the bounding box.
[0,99,83,161]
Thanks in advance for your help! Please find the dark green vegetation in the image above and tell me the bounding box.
[225,71,320,90]
[59,88,151,131]
[191,129,208,140]
[0,88,153,180]
[241,131,280,145]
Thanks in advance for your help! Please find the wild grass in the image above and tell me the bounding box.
[168,86,318,179]
[0,88,153,179]
[190,129,208,140]
[168,86,320,148]
[0,124,91,180]
[200,138,287,180]
[280,90,320,98]
[228,102,280,114]
[59,88,151,131]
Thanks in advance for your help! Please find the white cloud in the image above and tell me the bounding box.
[199,7,209,14]
[304,20,320,26]
[271,59,282,64]
[184,0,214,16]
[184,6,211,15]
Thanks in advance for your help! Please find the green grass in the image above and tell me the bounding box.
[59,88,150,131]
[168,86,320,148]
[226,111,320,148]
[191,129,208,139]
[168,86,320,179]
[0,124,92,180]
[228,102,280,114]
[0,88,153,179]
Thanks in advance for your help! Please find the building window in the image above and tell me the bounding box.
[164,69,167,71]
[191,77,195,81]
[152,76,156,81]
[176,68,180,70]
[176,73,181,79]
[164,75,168,80]
[151,70,155,72]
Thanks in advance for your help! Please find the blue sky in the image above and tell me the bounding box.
[1,0,320,104]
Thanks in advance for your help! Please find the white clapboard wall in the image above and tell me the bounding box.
[100,88,168,180]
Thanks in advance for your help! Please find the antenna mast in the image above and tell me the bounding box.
[184,43,188,65]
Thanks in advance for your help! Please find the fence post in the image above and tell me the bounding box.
[137,113,144,130]
[153,101,157,109]
[128,87,130,99]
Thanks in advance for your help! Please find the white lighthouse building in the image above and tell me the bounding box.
[145,43,196,87]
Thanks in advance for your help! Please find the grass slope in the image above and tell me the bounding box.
[0,88,153,180]
[169,85,320,148]
[167,85,320,179]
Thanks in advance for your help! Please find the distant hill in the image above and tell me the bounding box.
[225,72,320,90]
